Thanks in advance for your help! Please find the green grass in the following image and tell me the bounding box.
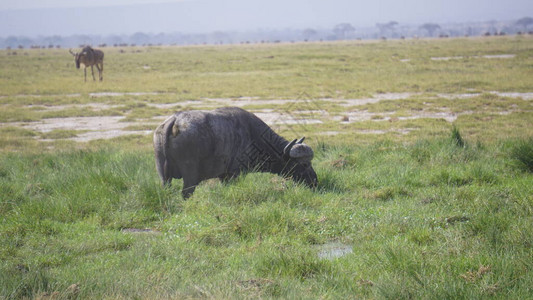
[1,37,533,298]
[1,139,532,299]
[510,137,533,173]
[1,37,532,98]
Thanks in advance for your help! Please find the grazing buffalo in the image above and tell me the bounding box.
[154,107,318,198]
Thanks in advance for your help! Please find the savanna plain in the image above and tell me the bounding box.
[1,37,532,299]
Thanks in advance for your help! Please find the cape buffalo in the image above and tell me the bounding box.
[154,107,318,198]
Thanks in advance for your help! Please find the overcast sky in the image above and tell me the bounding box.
[1,0,532,36]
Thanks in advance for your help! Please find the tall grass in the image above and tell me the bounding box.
[510,137,533,172]
[1,137,532,298]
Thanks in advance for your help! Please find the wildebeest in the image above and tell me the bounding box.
[154,107,318,198]
[69,46,104,82]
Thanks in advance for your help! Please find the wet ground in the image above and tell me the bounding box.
[1,91,532,142]
[316,242,353,260]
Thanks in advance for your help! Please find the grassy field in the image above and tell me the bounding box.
[1,37,533,299]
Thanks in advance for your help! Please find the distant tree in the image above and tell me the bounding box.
[516,17,533,31]
[487,20,499,34]
[211,31,230,44]
[420,23,441,37]
[77,35,93,46]
[333,23,355,40]
[376,21,398,38]
[131,32,150,45]
[44,35,63,47]
[303,28,318,41]
[5,36,18,48]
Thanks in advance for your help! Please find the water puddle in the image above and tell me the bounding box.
[89,92,161,97]
[316,242,353,260]
[121,228,161,234]
[341,93,415,107]
[430,54,515,61]
[482,54,515,59]
[431,56,463,61]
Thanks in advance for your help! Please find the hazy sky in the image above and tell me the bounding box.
[1,0,532,36]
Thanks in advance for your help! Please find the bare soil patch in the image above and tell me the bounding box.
[2,91,529,142]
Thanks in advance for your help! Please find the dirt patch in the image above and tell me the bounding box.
[319,131,342,136]
[431,56,464,61]
[354,128,418,135]
[437,92,533,100]
[148,101,205,109]
[340,93,414,107]
[27,103,121,111]
[334,111,395,122]
[15,116,153,142]
[490,92,533,100]
[253,111,322,125]
[73,129,152,142]
[21,116,129,132]
[430,54,515,61]
[201,93,414,108]
[482,54,515,59]
[89,92,161,97]
[3,91,529,142]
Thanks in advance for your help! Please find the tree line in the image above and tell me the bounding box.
[2,17,532,49]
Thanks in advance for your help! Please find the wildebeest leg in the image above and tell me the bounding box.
[95,65,102,82]
[84,68,87,82]
[90,66,96,81]
[98,62,103,81]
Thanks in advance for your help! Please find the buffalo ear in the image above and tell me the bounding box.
[296,137,305,144]
[283,139,297,160]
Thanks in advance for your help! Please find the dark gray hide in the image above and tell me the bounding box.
[154,107,317,198]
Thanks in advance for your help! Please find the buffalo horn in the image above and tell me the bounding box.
[283,139,297,159]
[296,137,305,144]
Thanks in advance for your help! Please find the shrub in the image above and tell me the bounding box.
[510,137,533,172]
[451,125,465,148]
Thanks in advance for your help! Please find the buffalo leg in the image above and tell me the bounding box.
[219,173,238,184]
[182,174,200,199]
[162,161,173,186]
[181,185,196,199]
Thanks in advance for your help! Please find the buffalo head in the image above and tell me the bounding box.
[282,137,318,188]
